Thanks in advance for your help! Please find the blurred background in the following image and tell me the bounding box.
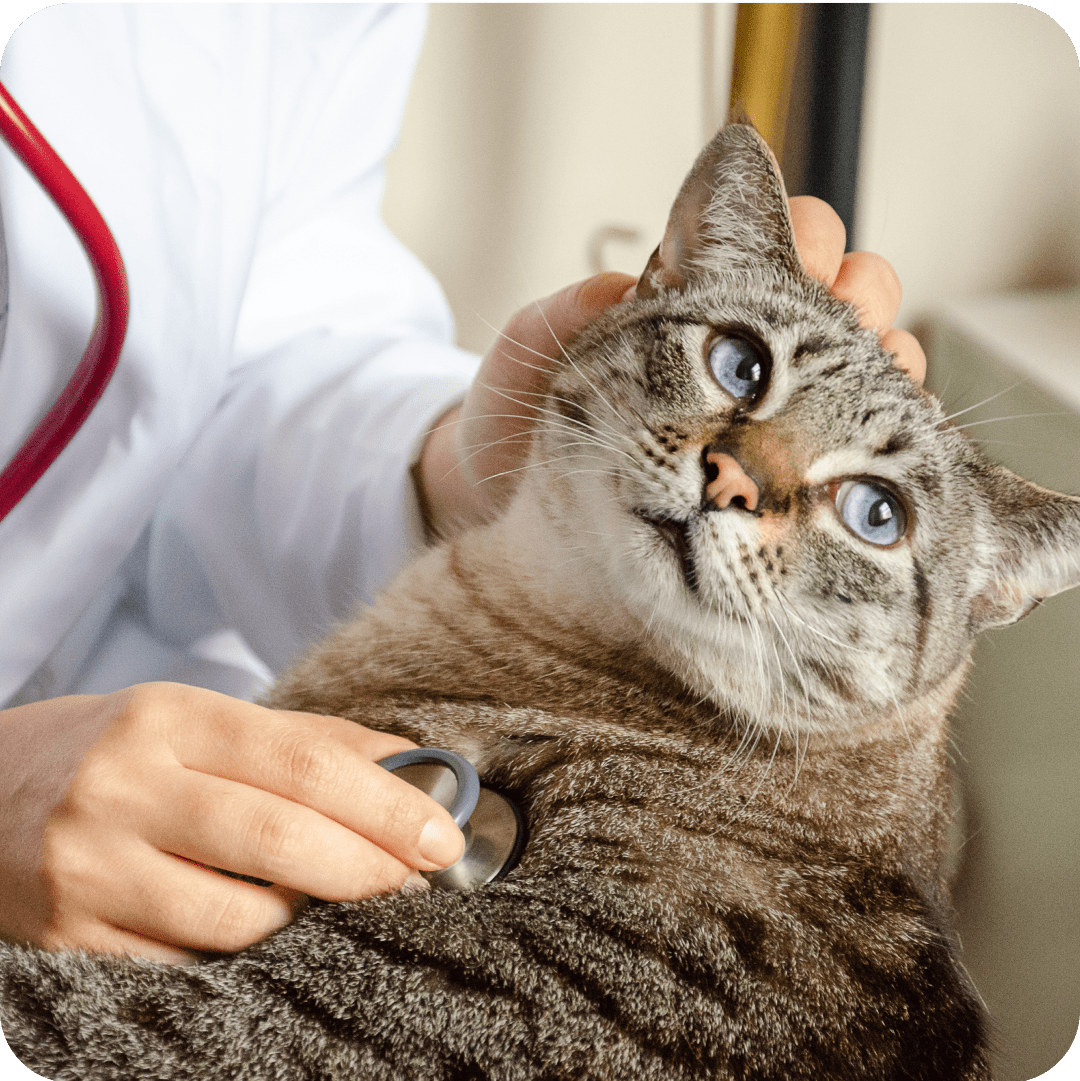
[383,6,1080,1080]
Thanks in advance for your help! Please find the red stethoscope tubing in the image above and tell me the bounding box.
[0,80,130,523]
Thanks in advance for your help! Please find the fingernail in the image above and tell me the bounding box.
[418,818,465,867]
[400,871,430,894]
[169,950,202,967]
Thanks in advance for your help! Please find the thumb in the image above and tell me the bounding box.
[479,270,637,422]
[528,271,638,360]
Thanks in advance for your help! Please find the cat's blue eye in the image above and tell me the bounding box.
[834,480,907,546]
[708,337,766,404]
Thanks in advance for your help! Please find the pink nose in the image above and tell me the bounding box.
[704,451,759,511]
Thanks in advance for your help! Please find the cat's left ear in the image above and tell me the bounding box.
[972,465,1080,631]
[638,123,802,299]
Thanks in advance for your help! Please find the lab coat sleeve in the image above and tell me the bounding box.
[142,4,481,674]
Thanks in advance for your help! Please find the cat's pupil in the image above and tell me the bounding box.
[868,499,893,528]
[708,337,767,404]
[736,357,760,383]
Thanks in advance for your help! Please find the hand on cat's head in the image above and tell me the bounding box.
[417,195,926,541]
[787,196,925,382]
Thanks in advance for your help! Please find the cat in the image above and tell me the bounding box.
[4,122,1080,1081]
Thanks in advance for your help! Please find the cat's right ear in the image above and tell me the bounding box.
[638,123,802,300]
[971,465,1080,631]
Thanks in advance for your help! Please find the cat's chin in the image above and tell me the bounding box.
[606,510,904,737]
[631,510,698,593]
[614,516,767,665]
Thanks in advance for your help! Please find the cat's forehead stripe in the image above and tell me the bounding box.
[791,334,833,363]
[874,432,915,456]
[623,312,703,333]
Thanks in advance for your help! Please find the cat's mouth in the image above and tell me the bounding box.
[634,511,697,592]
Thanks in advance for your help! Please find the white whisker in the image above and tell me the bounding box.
[939,381,1024,423]
[530,298,628,428]
[954,411,1071,431]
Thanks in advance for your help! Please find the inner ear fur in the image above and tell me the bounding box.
[638,123,803,299]
[972,464,1080,632]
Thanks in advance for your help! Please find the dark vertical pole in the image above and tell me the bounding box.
[801,4,871,249]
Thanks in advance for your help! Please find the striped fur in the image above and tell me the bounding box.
[5,123,1080,1080]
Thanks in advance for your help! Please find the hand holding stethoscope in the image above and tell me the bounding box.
[0,76,525,887]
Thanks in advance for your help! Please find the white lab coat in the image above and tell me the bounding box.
[0,5,478,706]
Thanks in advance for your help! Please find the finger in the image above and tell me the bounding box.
[539,271,638,354]
[789,196,846,286]
[46,824,297,953]
[115,851,297,954]
[147,767,420,901]
[41,918,199,965]
[882,327,927,384]
[112,683,419,770]
[164,695,465,872]
[831,250,902,333]
[272,708,418,766]
[492,271,637,375]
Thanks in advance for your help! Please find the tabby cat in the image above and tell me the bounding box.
[4,123,1080,1081]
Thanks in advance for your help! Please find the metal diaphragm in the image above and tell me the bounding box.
[379,748,526,890]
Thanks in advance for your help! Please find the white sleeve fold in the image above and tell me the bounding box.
[146,333,476,672]
[136,3,481,674]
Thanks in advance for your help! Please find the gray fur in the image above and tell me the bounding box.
[4,124,1080,1080]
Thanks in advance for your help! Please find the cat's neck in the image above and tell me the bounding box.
[348,494,707,728]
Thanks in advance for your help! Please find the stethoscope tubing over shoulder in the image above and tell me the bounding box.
[0,80,129,523]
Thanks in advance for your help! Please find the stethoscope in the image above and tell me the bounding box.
[379,749,526,889]
[0,83,527,885]
[0,80,129,524]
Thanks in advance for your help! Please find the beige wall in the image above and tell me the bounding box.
[857,3,1080,326]
[386,4,1080,353]
[383,4,735,354]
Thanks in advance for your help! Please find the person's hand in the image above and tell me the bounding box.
[0,683,465,963]
[787,196,925,381]
[418,195,925,540]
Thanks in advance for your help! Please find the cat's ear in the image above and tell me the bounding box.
[971,465,1080,631]
[638,123,802,299]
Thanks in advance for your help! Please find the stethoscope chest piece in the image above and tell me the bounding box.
[379,748,526,891]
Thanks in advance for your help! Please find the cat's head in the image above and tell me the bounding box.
[525,123,1080,735]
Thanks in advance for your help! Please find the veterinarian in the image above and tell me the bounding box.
[0,5,924,964]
